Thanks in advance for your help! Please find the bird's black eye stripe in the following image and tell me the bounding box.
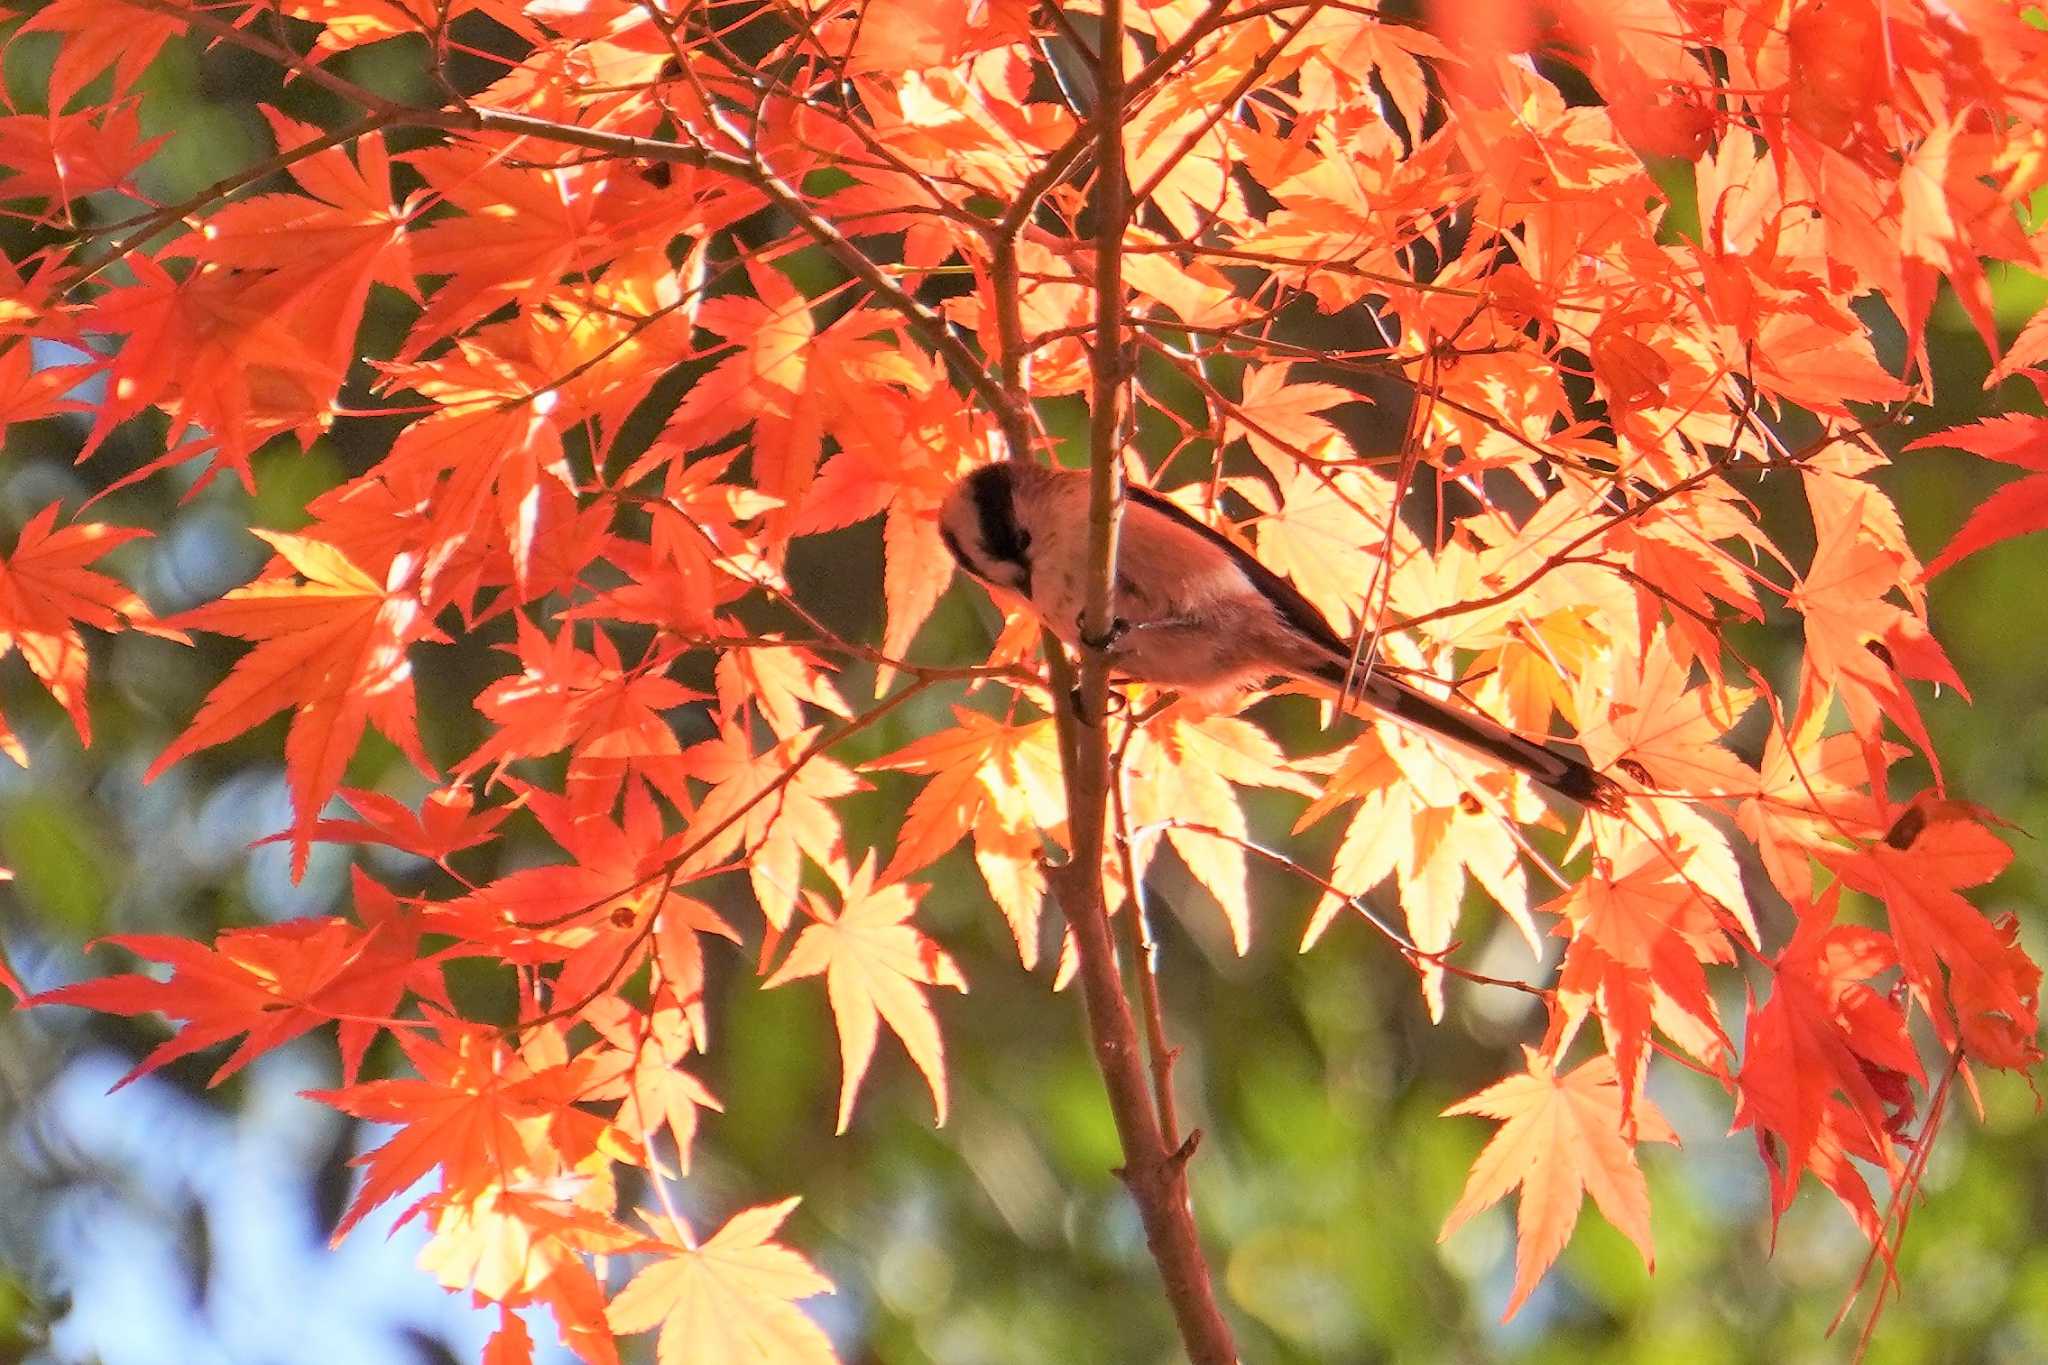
[938,525,971,571]
[970,466,1032,568]
[965,466,1035,596]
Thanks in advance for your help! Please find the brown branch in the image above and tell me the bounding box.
[510,675,941,1028]
[1111,721,1184,1148]
[1043,1,1240,1360]
[1124,0,1324,211]
[424,103,1023,421]
[996,0,1238,242]
[1134,818,1554,999]
[109,0,1020,432]
[71,111,394,284]
[1042,850,1238,1365]
[987,225,1039,464]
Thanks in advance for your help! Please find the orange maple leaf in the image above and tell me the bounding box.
[460,617,702,815]
[17,0,187,109]
[664,266,918,549]
[869,708,1066,965]
[82,257,350,481]
[0,105,163,210]
[289,784,510,865]
[1786,486,1960,770]
[1124,703,1318,953]
[1251,461,1414,638]
[0,333,93,429]
[439,780,739,1048]
[575,449,778,636]
[1221,362,1355,476]
[838,0,1032,73]
[373,401,572,602]
[398,142,685,350]
[281,0,541,56]
[28,872,438,1087]
[1577,628,1758,799]
[715,639,849,742]
[0,506,172,760]
[180,109,416,293]
[483,1308,534,1365]
[789,377,991,685]
[1440,1048,1678,1320]
[309,1022,598,1241]
[762,853,965,1132]
[1296,726,1540,1016]
[869,710,1012,883]
[581,994,723,1171]
[607,1198,839,1365]
[679,723,861,930]
[148,531,438,874]
[1547,853,1736,1118]
[1600,495,1768,669]
[1733,700,1886,904]
[418,1181,636,1305]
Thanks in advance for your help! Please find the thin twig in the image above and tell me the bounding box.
[1112,720,1184,1148]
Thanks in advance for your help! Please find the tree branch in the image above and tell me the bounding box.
[110,0,1021,431]
[1112,722,1185,1146]
[1044,0,1240,1359]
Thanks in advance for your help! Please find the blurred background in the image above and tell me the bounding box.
[0,13,2044,1365]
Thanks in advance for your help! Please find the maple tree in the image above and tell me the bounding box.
[0,0,2044,1359]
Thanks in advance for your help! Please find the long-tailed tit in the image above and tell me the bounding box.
[938,460,1620,810]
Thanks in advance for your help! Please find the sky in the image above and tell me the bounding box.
[30,1046,575,1365]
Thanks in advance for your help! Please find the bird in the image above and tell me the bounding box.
[937,460,1621,811]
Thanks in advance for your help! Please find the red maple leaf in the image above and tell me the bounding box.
[28,870,440,1087]
[1909,412,2048,576]
[1734,885,1920,1238]
[1825,801,2040,1066]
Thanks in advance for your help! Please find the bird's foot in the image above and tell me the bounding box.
[1066,684,1131,726]
[1077,613,1129,652]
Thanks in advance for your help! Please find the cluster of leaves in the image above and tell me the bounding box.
[1,0,2045,1359]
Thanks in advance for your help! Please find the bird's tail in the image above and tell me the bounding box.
[1310,660,1623,812]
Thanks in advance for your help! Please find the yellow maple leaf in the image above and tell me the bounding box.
[1440,1049,1678,1320]
[762,854,966,1131]
[608,1198,839,1365]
